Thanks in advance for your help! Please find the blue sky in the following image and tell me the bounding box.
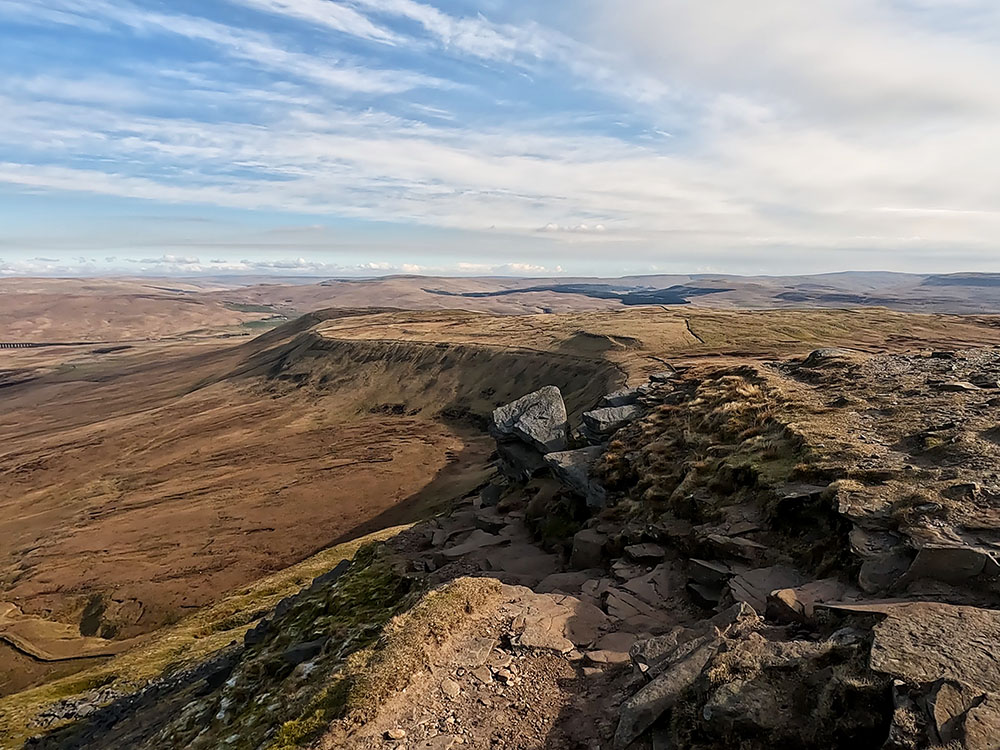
[2,0,1000,277]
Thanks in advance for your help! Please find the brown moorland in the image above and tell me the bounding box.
[4,301,1000,745]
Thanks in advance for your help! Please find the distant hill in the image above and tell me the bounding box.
[7,271,1000,345]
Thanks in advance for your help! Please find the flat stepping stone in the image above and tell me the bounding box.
[727,565,805,613]
[441,530,509,559]
[625,543,666,563]
[586,649,631,665]
[536,570,602,595]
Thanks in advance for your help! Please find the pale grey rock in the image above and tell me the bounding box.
[441,530,509,560]
[614,637,721,749]
[490,386,568,453]
[904,544,1000,585]
[601,387,642,407]
[727,566,805,614]
[544,446,607,507]
[582,405,643,435]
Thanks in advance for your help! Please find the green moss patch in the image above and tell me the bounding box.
[0,526,409,750]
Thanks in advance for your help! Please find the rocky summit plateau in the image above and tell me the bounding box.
[3,294,1000,750]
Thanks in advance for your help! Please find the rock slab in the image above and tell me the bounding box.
[491,386,569,453]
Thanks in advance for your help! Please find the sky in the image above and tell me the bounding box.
[2,0,1000,277]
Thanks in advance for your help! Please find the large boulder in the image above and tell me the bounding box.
[582,405,642,436]
[614,636,721,749]
[601,387,644,408]
[822,601,1000,748]
[828,602,1000,694]
[799,348,858,368]
[490,386,569,453]
[496,441,548,482]
[690,638,888,748]
[726,565,805,613]
[570,528,608,569]
[658,628,889,749]
[902,544,1000,586]
[544,447,607,507]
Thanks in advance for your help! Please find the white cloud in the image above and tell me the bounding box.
[129,255,202,265]
[540,223,606,234]
[225,0,400,44]
[0,0,448,94]
[0,254,567,277]
[455,262,563,275]
[350,0,552,61]
[3,73,149,107]
[5,0,1000,272]
[591,0,1000,120]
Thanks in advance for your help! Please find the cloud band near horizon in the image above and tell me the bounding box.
[2,0,1000,276]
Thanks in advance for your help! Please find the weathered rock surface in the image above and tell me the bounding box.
[582,405,643,436]
[831,602,1000,692]
[904,544,1000,585]
[800,347,858,367]
[614,637,720,749]
[648,370,677,384]
[544,447,607,507]
[766,578,856,623]
[570,529,608,570]
[441,530,509,559]
[726,565,804,613]
[496,440,548,482]
[963,694,1000,750]
[601,387,644,408]
[490,386,569,453]
[594,350,1000,748]
[624,543,666,563]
